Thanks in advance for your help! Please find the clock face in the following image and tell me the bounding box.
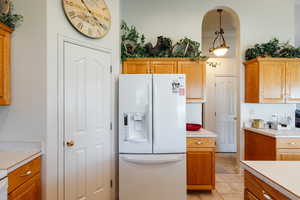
[63,0,111,38]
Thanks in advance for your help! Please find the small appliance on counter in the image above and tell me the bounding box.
[268,114,292,130]
[251,119,264,129]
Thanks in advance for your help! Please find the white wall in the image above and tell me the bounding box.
[0,0,46,142]
[296,3,300,46]
[0,0,120,200]
[121,0,295,47]
[204,58,238,132]
[46,1,120,200]
[186,103,202,124]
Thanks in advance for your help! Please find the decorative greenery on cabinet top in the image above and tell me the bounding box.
[245,38,300,61]
[0,0,23,29]
[121,21,206,61]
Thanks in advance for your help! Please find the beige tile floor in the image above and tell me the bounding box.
[188,153,244,200]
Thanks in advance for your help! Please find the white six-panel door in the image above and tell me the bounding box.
[215,76,237,153]
[64,42,111,200]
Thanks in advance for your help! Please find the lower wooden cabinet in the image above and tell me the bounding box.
[245,190,259,200]
[8,157,41,200]
[187,137,215,190]
[244,171,289,200]
[8,174,40,200]
[245,130,300,161]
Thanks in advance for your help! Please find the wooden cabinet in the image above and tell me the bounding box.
[178,61,205,102]
[187,137,215,190]
[245,190,259,200]
[151,61,177,73]
[244,171,289,200]
[245,130,300,161]
[8,157,41,200]
[123,58,207,102]
[286,61,300,103]
[244,57,300,103]
[123,60,151,74]
[0,23,13,105]
[8,174,41,200]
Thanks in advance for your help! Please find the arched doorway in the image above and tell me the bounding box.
[201,7,241,154]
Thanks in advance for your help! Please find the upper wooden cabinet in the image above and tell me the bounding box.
[0,23,13,105]
[151,61,177,74]
[123,58,207,102]
[244,57,300,103]
[123,60,151,74]
[286,61,300,103]
[178,61,206,102]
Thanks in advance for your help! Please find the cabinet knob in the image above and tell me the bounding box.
[289,142,296,145]
[20,170,32,177]
[66,140,75,147]
[196,141,203,145]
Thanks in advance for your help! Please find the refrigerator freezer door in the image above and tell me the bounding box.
[153,74,186,153]
[119,154,186,200]
[119,74,153,154]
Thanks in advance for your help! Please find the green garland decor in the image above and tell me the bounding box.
[0,1,23,29]
[245,38,300,61]
[121,21,206,61]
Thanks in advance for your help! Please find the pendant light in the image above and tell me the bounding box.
[209,9,230,57]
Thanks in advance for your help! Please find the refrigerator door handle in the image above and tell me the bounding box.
[121,154,185,165]
[147,79,152,144]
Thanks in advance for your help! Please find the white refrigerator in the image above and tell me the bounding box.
[119,74,186,200]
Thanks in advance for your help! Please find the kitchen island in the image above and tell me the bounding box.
[186,129,217,191]
[241,161,300,200]
[244,128,300,160]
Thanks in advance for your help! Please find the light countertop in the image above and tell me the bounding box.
[0,151,42,174]
[187,129,217,138]
[244,127,300,138]
[241,161,300,200]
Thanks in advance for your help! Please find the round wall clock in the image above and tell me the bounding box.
[63,0,111,38]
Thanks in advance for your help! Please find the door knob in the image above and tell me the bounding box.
[66,140,75,147]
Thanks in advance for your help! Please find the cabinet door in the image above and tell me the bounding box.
[151,61,177,74]
[245,131,276,161]
[187,151,214,186]
[260,61,286,103]
[178,61,205,102]
[286,62,300,103]
[0,25,12,105]
[123,61,150,74]
[277,149,300,161]
[245,62,260,103]
[8,174,41,200]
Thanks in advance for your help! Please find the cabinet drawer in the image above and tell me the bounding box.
[245,189,259,200]
[277,138,300,149]
[187,138,215,148]
[244,171,289,200]
[8,174,41,200]
[8,157,41,193]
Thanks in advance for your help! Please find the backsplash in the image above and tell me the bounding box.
[243,104,297,128]
[186,103,202,124]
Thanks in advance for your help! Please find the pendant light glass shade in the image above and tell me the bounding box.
[209,9,230,57]
[213,46,229,57]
